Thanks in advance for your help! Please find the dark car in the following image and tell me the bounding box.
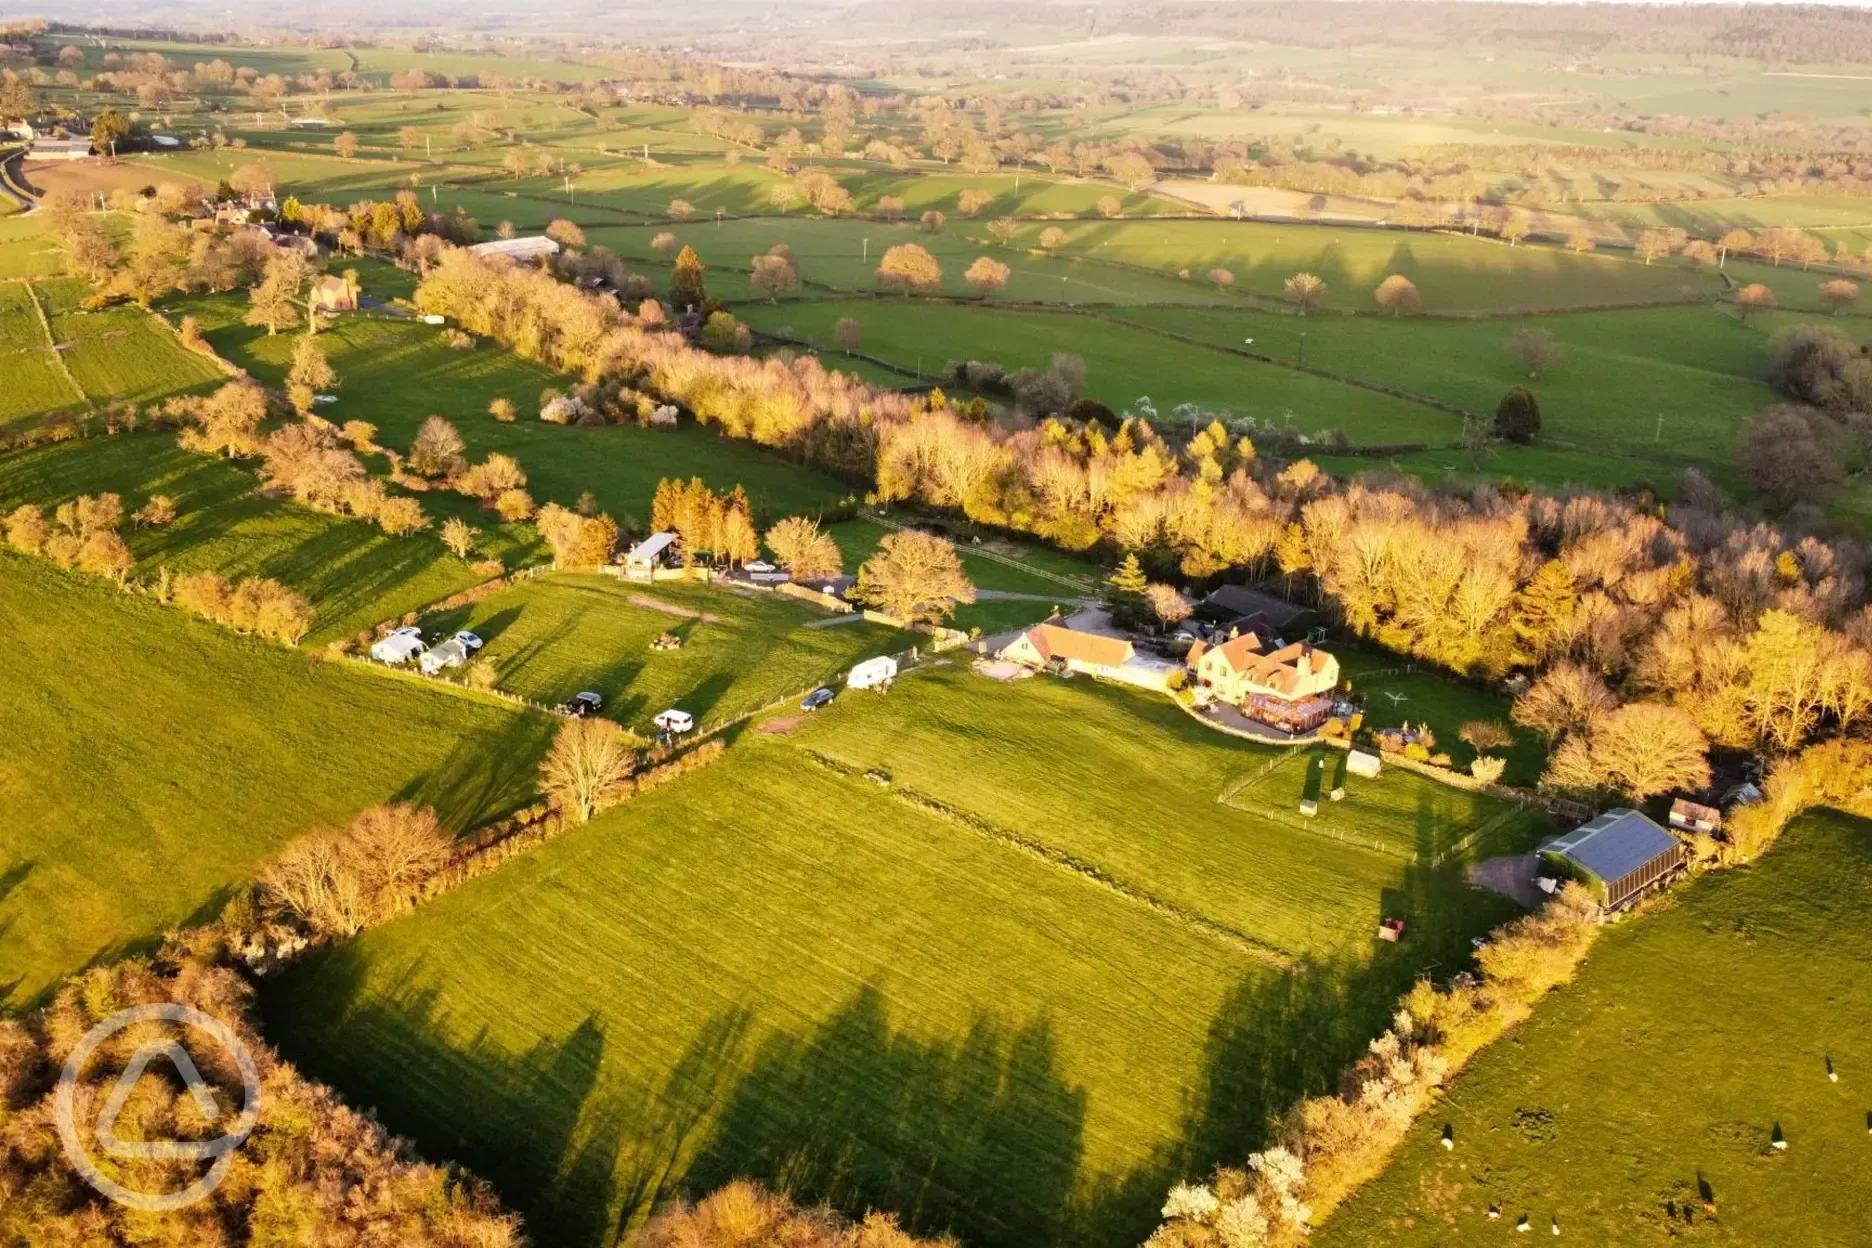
[801,687,835,712]
[558,691,604,717]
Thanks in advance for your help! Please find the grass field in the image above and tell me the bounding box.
[741,300,1459,443]
[417,574,902,733]
[264,668,1532,1246]
[175,295,858,527]
[39,279,226,409]
[0,280,85,425]
[0,434,533,644]
[1316,810,1872,1248]
[0,553,557,1008]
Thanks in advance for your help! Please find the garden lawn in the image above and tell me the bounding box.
[1334,644,1547,788]
[1316,810,1872,1248]
[0,554,556,1009]
[0,435,523,644]
[417,573,901,733]
[174,295,857,527]
[738,300,1459,443]
[265,666,1526,1248]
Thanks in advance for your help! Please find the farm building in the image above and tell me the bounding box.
[30,136,92,160]
[1198,584,1315,638]
[1668,798,1721,836]
[1000,623,1134,676]
[1188,634,1339,730]
[1347,749,1382,779]
[624,532,680,577]
[1542,808,1687,911]
[469,236,562,263]
[309,274,358,313]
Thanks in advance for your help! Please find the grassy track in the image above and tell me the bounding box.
[265,668,1527,1247]
[0,553,556,1008]
[418,574,903,733]
[1316,811,1872,1248]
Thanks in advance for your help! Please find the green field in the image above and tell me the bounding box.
[1317,811,1872,1248]
[265,668,1531,1245]
[0,435,528,644]
[0,553,556,1008]
[742,299,1458,442]
[417,573,902,733]
[0,281,84,425]
[176,294,857,527]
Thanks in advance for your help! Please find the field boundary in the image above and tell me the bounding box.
[803,746,1294,968]
[24,281,90,413]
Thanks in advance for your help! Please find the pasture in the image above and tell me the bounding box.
[265,668,1531,1246]
[0,280,84,425]
[174,293,857,526]
[740,299,1460,443]
[416,573,902,734]
[0,553,556,1009]
[0,435,522,644]
[1316,811,1872,1248]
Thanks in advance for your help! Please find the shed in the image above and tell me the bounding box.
[1541,808,1686,911]
[1198,584,1315,635]
[468,235,561,262]
[1668,798,1721,836]
[30,136,92,160]
[1346,749,1382,779]
[625,531,679,574]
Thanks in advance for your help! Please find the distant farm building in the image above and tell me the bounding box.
[1542,808,1687,911]
[309,274,358,313]
[1668,798,1721,836]
[287,115,332,128]
[624,531,680,577]
[1188,634,1339,731]
[469,236,561,263]
[30,136,92,160]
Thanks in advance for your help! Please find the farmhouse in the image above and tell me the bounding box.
[1668,797,1721,836]
[1188,633,1339,731]
[29,136,92,161]
[468,236,562,263]
[624,531,680,577]
[1542,808,1687,911]
[1000,623,1133,675]
[309,274,358,313]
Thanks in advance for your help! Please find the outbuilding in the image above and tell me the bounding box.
[468,236,562,263]
[625,531,680,577]
[1541,808,1686,911]
[1346,749,1382,779]
[30,136,92,160]
[1668,797,1721,836]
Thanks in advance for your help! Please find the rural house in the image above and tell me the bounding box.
[309,274,358,313]
[1188,634,1340,731]
[1000,622,1135,677]
[1541,808,1687,912]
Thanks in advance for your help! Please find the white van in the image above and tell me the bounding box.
[370,632,426,664]
[847,655,899,690]
[654,709,695,735]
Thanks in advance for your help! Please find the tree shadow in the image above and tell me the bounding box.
[683,984,1087,1248]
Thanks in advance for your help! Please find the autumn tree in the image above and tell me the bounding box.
[285,332,337,412]
[669,198,694,220]
[1505,327,1562,379]
[1736,404,1843,503]
[1283,271,1325,314]
[919,210,945,234]
[834,316,861,354]
[987,217,1017,247]
[1565,226,1595,254]
[490,397,517,423]
[856,529,977,623]
[1039,226,1066,254]
[1635,229,1676,264]
[1104,552,1151,628]
[263,804,453,936]
[1819,279,1861,315]
[408,415,467,478]
[441,517,478,559]
[1373,274,1420,316]
[1146,582,1193,629]
[244,250,307,335]
[765,515,842,580]
[333,130,359,160]
[1543,701,1710,800]
[1735,282,1776,324]
[876,243,943,295]
[965,255,1011,299]
[1513,661,1615,743]
[749,251,799,302]
[541,716,637,823]
[171,379,271,458]
[1207,267,1235,293]
[670,245,707,310]
[546,218,587,250]
[651,231,680,258]
[957,187,991,216]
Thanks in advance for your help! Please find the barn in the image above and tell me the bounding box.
[1541,808,1687,911]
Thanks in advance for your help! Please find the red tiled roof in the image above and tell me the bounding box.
[1018,623,1134,669]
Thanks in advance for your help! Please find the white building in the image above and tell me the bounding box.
[468,236,561,263]
[30,137,92,161]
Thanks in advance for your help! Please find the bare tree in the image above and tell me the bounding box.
[1283,271,1325,313]
[986,217,1017,247]
[765,515,843,579]
[540,717,638,823]
[965,256,1011,299]
[1145,582,1192,628]
[1820,279,1861,316]
[408,416,466,478]
[1505,327,1564,379]
[749,252,799,302]
[441,517,478,559]
[1736,282,1776,325]
[833,317,861,354]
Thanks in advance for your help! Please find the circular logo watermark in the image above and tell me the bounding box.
[55,1003,262,1212]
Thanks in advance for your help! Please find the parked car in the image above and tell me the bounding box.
[452,630,484,652]
[389,625,423,639]
[558,691,604,717]
[801,687,835,712]
[744,560,777,574]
